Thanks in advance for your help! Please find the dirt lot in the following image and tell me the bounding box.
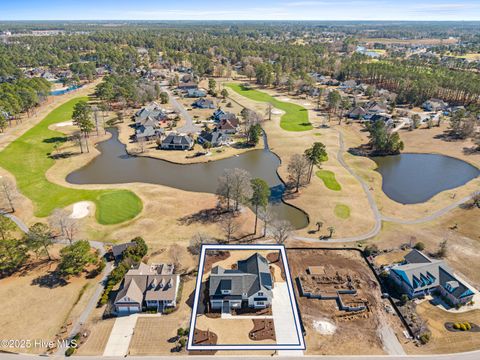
[287,249,401,355]
[0,249,100,354]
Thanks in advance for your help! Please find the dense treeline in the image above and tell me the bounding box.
[0,77,51,119]
[339,59,480,106]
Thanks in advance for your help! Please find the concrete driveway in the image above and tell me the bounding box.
[271,282,304,355]
[103,313,139,356]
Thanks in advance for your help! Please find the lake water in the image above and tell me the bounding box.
[66,128,309,229]
[373,153,479,204]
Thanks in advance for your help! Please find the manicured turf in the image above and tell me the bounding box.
[0,97,142,224]
[316,170,342,191]
[334,204,351,219]
[226,83,312,131]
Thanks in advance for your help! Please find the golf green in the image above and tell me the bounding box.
[0,97,142,225]
[226,83,312,131]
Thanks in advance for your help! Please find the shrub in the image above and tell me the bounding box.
[419,332,431,344]
[363,245,379,257]
[414,242,425,251]
[179,338,186,348]
[465,323,472,330]
[65,347,75,357]
[177,328,185,337]
[454,323,461,329]
[460,323,467,331]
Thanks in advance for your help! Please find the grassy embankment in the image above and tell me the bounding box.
[226,83,312,131]
[0,97,142,225]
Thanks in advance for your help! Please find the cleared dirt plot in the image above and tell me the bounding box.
[288,249,393,355]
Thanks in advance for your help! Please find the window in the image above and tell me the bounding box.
[256,301,264,306]
[258,292,263,296]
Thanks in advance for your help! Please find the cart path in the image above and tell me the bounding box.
[293,129,478,244]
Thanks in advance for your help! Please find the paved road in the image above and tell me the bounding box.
[163,87,201,134]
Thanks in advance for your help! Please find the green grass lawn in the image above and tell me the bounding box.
[0,97,142,225]
[316,169,342,191]
[226,83,312,131]
[334,204,351,219]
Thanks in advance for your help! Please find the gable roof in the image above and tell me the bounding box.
[391,250,474,299]
[209,253,273,299]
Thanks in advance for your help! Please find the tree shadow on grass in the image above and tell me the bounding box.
[31,268,69,289]
[178,207,230,225]
[43,136,68,144]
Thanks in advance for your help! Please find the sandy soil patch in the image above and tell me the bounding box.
[195,315,276,345]
[312,319,336,335]
[55,120,74,127]
[271,109,283,115]
[70,201,93,219]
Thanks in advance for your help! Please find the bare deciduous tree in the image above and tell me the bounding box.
[1,178,17,213]
[169,244,184,273]
[258,204,275,237]
[287,154,310,192]
[48,208,78,244]
[219,215,240,243]
[188,232,211,256]
[270,219,293,245]
[217,168,252,212]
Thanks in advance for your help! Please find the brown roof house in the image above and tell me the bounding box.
[114,262,180,314]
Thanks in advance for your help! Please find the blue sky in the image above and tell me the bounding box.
[1,0,480,21]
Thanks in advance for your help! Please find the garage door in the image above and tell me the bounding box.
[129,306,140,312]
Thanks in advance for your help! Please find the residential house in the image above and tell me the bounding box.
[114,262,179,314]
[348,106,367,119]
[209,253,273,311]
[186,89,207,98]
[198,129,229,147]
[217,118,239,134]
[365,101,388,114]
[389,249,475,306]
[192,98,215,109]
[422,99,449,112]
[178,81,198,91]
[213,109,238,123]
[134,103,168,126]
[109,242,136,262]
[136,124,164,142]
[161,133,194,150]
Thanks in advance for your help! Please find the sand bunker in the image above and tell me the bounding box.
[271,109,283,115]
[55,121,74,127]
[312,319,336,335]
[70,201,92,219]
[278,97,291,102]
[302,102,311,106]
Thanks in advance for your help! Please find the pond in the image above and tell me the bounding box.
[50,85,83,96]
[373,153,479,204]
[66,128,309,229]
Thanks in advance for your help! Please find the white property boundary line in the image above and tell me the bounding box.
[186,244,306,351]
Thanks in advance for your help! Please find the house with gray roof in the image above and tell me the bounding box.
[114,262,179,314]
[209,253,273,311]
[389,249,475,306]
[198,129,229,147]
[160,133,194,150]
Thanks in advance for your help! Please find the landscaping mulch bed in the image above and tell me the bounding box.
[445,322,480,333]
[267,252,286,280]
[203,251,231,273]
[232,306,272,316]
[190,328,218,355]
[249,319,276,341]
